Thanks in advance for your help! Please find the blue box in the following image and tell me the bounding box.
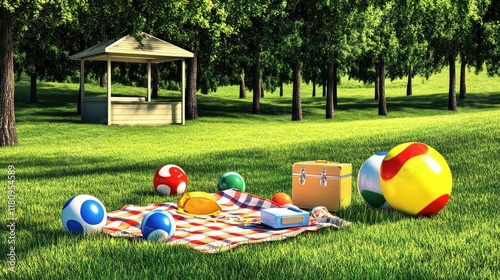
[260,206,310,229]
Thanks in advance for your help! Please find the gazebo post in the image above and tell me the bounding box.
[80,60,85,121]
[107,54,112,125]
[147,62,151,102]
[181,59,186,125]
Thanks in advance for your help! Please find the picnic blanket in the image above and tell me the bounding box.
[104,189,350,253]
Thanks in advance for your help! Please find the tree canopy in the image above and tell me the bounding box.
[1,0,499,146]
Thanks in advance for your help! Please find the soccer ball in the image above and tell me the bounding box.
[61,194,107,235]
[380,142,452,216]
[357,152,391,210]
[218,172,246,191]
[141,210,176,242]
[153,164,188,196]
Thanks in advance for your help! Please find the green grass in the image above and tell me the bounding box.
[1,67,500,279]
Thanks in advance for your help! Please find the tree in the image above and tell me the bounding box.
[307,0,367,119]
[422,0,490,111]
[16,11,77,103]
[0,6,16,146]
[478,0,500,76]
[186,53,198,119]
[156,0,236,119]
[378,61,387,115]
[1,1,80,146]
[227,0,291,115]
[389,0,432,96]
[280,0,305,121]
[359,2,399,116]
[239,70,246,98]
[292,61,303,120]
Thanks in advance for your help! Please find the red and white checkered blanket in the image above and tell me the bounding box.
[104,189,348,253]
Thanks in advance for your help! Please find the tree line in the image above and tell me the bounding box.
[1,0,500,146]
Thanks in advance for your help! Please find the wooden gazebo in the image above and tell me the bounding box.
[70,32,194,125]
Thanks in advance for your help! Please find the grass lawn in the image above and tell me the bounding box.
[1,67,499,279]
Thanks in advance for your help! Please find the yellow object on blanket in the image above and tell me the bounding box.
[177,191,222,216]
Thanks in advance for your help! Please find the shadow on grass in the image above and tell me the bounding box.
[13,74,500,125]
[198,91,500,121]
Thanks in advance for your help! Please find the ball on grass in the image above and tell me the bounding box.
[357,151,391,210]
[218,172,246,191]
[61,194,107,235]
[141,210,176,242]
[380,142,452,216]
[153,164,188,196]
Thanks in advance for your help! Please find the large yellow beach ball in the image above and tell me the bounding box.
[380,142,452,216]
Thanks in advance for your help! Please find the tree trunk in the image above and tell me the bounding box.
[312,81,316,97]
[185,53,198,120]
[326,55,335,119]
[322,69,327,97]
[406,68,413,96]
[152,64,159,99]
[279,82,283,97]
[460,57,467,99]
[252,55,261,114]
[100,63,106,88]
[30,72,38,103]
[260,79,264,98]
[77,34,84,115]
[448,56,457,111]
[0,8,18,146]
[374,65,379,101]
[292,61,302,121]
[239,70,246,98]
[378,61,387,116]
[333,61,338,107]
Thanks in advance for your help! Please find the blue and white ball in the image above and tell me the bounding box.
[61,194,107,235]
[141,210,176,242]
[357,152,392,210]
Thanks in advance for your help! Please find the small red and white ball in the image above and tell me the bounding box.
[141,210,176,242]
[153,164,188,196]
[61,194,107,235]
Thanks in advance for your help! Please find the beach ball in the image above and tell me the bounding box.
[271,192,292,206]
[357,151,391,210]
[218,172,246,191]
[153,164,188,196]
[141,210,176,242]
[380,142,452,216]
[61,194,107,235]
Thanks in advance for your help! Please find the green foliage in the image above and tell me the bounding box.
[9,0,500,92]
[485,22,500,75]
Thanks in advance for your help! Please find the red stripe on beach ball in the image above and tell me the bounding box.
[417,194,450,216]
[381,143,428,180]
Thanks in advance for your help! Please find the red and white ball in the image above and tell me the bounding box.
[153,164,188,196]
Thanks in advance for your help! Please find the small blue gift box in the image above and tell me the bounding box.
[260,206,310,229]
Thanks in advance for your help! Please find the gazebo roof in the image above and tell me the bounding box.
[70,32,194,63]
